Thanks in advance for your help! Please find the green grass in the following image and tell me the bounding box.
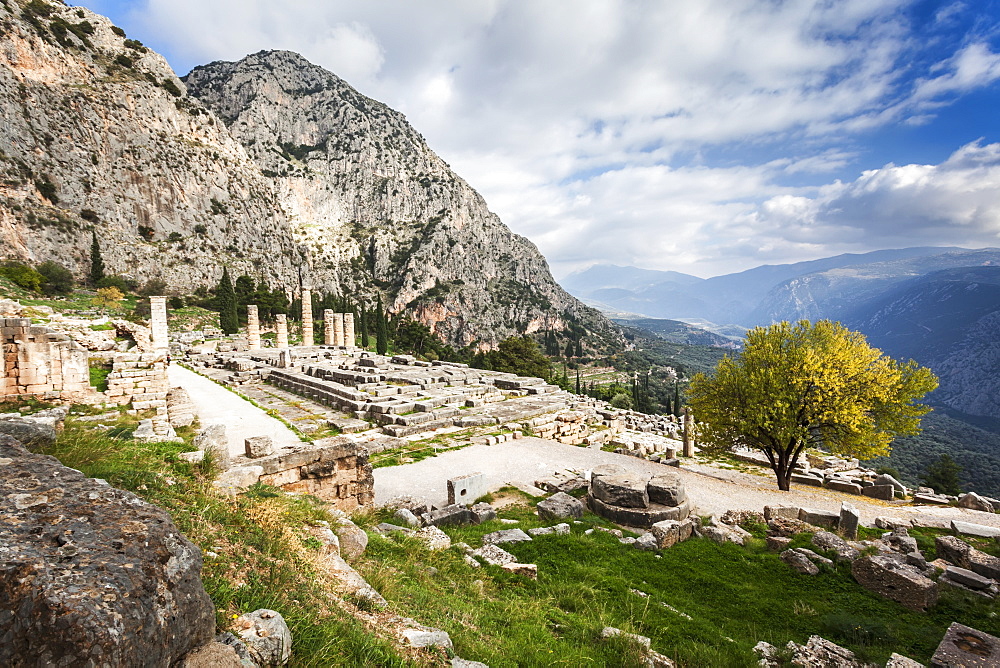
[34,413,413,667]
[354,495,1000,667]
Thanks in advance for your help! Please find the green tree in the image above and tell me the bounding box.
[473,336,552,379]
[375,296,388,355]
[37,261,74,295]
[922,454,962,496]
[359,305,370,348]
[217,267,238,335]
[89,230,104,285]
[688,320,938,490]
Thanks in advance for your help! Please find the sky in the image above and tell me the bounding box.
[76,0,1000,279]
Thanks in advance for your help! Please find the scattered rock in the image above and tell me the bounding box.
[415,526,452,551]
[875,473,907,494]
[763,505,799,521]
[234,609,292,666]
[634,532,659,551]
[393,508,421,528]
[180,641,244,668]
[213,466,264,495]
[811,531,860,561]
[884,653,924,667]
[957,492,995,513]
[194,423,230,470]
[244,435,274,459]
[0,413,61,447]
[470,502,497,523]
[839,502,859,539]
[936,535,1000,580]
[767,516,815,537]
[951,520,1000,539]
[766,536,792,552]
[931,622,1000,667]
[500,562,538,579]
[400,625,453,650]
[851,555,938,611]
[333,519,369,560]
[780,549,820,575]
[537,491,585,520]
[874,516,912,530]
[472,544,517,566]
[528,523,570,537]
[481,528,532,545]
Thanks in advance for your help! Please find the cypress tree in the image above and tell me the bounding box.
[564,340,574,359]
[376,296,388,355]
[89,230,105,285]
[575,337,583,358]
[360,305,370,348]
[575,368,581,394]
[217,267,238,335]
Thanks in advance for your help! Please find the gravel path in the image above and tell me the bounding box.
[168,365,302,457]
[374,436,1000,529]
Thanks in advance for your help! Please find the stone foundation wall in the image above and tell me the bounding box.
[2,318,92,400]
[251,438,375,511]
[104,352,170,407]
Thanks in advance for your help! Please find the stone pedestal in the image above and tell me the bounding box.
[344,313,355,348]
[334,312,345,347]
[149,296,168,354]
[301,289,313,346]
[275,314,289,349]
[323,309,335,345]
[246,305,261,350]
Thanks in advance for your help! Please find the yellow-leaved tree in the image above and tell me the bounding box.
[688,320,938,490]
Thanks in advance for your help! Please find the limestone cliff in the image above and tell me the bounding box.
[183,50,611,347]
[0,0,307,290]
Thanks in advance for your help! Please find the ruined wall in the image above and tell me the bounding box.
[252,438,374,511]
[1,318,92,400]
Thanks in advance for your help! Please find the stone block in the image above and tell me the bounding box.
[424,504,474,527]
[957,492,995,513]
[472,544,517,566]
[591,474,649,509]
[193,424,230,470]
[952,520,1000,539]
[213,466,264,494]
[244,435,274,459]
[931,623,1000,667]
[234,609,292,667]
[851,555,938,611]
[500,562,538,579]
[826,479,862,495]
[447,472,489,506]
[470,502,497,524]
[943,565,993,591]
[862,484,895,501]
[767,536,793,551]
[839,502,860,539]
[875,473,907,493]
[790,473,824,487]
[646,473,686,507]
[780,549,820,575]
[482,528,532,545]
[537,491,584,520]
[798,507,840,528]
[588,495,690,528]
[764,505,800,521]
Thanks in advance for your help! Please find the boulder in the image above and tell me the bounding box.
[780,549,819,575]
[942,565,993,591]
[393,508,421,528]
[812,531,860,561]
[334,519,369,560]
[179,641,244,668]
[482,528,532,545]
[862,484,895,501]
[767,516,815,537]
[936,535,1000,580]
[0,414,60,447]
[839,502,860,539]
[537,491,584,520]
[0,435,215,667]
[591,474,649,509]
[957,492,995,513]
[414,526,452,551]
[767,536,792,551]
[798,507,839,528]
[874,473,906,494]
[244,435,274,459]
[634,532,659,551]
[470,502,497,523]
[646,473,686,507]
[851,555,938,611]
[234,609,292,666]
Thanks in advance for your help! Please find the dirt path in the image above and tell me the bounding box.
[168,365,302,458]
[374,436,1000,529]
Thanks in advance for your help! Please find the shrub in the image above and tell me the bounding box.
[110,25,125,37]
[97,275,134,294]
[37,260,74,295]
[137,225,154,240]
[94,286,124,309]
[124,38,145,51]
[0,262,44,292]
[34,176,57,203]
[138,277,168,297]
[193,224,207,235]
[167,232,183,242]
[114,53,133,69]
[161,79,182,97]
[80,209,99,223]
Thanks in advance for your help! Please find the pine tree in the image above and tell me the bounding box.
[376,296,388,355]
[217,267,238,335]
[89,230,105,286]
[922,454,962,496]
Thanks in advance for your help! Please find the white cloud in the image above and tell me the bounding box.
[103,0,1000,278]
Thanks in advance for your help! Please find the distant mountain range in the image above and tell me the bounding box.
[563,248,1000,424]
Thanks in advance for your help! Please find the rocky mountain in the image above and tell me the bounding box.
[612,317,740,349]
[0,0,306,290]
[183,50,609,347]
[0,1,612,348]
[843,267,1000,421]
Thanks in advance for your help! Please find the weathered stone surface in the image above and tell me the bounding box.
[812,531,861,561]
[884,652,923,667]
[952,520,1000,538]
[799,507,840,528]
[213,465,264,495]
[931,622,1000,667]
[393,508,421,528]
[591,474,649,509]
[875,473,907,494]
[0,435,215,667]
[537,491,584,520]
[702,524,748,546]
[447,472,489,506]
[423,504,475,527]
[588,495,690,528]
[634,532,659,551]
[415,526,452,551]
[827,479,863,495]
[234,609,292,667]
[862,484,896,501]
[180,641,244,668]
[781,549,820,575]
[763,505,800,521]
[839,502,860,539]
[943,565,993,591]
[501,562,538,579]
[651,519,684,549]
[767,536,792,551]
[470,502,497,524]
[875,516,913,530]
[957,492,996,513]
[334,519,369,560]
[482,528,532,545]
[647,473,686,507]
[194,423,230,470]
[400,625,453,650]
[0,414,60,447]
[767,516,815,537]
[244,435,275,459]
[472,544,517,566]
[936,535,1000,580]
[851,555,938,611]
[762,635,864,668]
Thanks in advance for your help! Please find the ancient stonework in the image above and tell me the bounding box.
[251,437,374,510]
[0,435,215,666]
[2,318,92,400]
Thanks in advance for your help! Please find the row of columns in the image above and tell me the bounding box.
[244,298,355,350]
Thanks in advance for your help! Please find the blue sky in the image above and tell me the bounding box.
[74,0,1000,278]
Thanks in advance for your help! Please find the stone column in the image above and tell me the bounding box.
[682,407,695,458]
[275,314,289,349]
[300,288,313,346]
[343,313,355,348]
[149,296,168,354]
[321,309,333,345]
[334,312,345,347]
[246,304,261,350]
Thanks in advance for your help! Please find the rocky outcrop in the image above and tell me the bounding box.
[184,50,613,347]
[0,0,307,290]
[0,434,215,666]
